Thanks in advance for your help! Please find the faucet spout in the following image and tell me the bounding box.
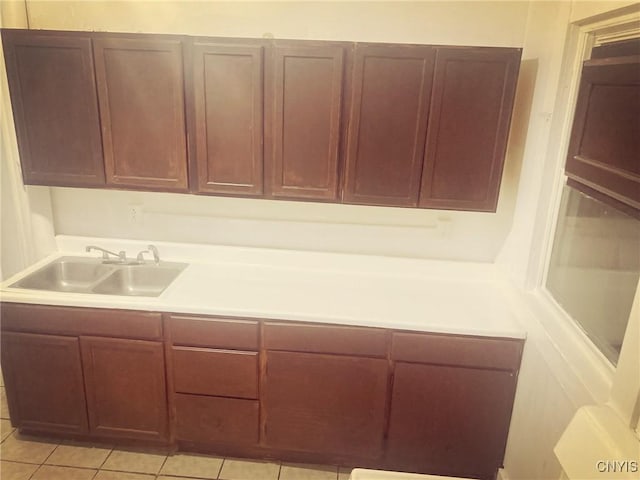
[148,245,160,265]
[86,245,127,263]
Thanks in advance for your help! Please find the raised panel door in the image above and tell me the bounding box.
[80,336,168,441]
[2,30,104,186]
[264,351,388,459]
[0,331,89,434]
[419,47,520,211]
[386,362,518,479]
[190,41,264,195]
[93,36,188,190]
[343,44,434,206]
[266,43,345,200]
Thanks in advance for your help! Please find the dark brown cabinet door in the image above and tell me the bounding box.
[174,394,259,446]
[264,351,388,459]
[419,47,520,212]
[565,56,640,214]
[265,42,345,200]
[343,44,435,206]
[386,362,517,479]
[93,36,188,191]
[2,30,105,186]
[80,336,168,441]
[0,332,89,434]
[189,40,264,195]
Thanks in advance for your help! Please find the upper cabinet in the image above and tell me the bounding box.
[343,44,435,207]
[265,41,346,200]
[93,36,188,191]
[188,39,265,196]
[565,55,640,215]
[2,28,522,213]
[419,47,520,211]
[2,30,105,186]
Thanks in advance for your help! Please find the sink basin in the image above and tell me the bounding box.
[10,256,188,297]
[11,257,115,293]
[91,263,187,297]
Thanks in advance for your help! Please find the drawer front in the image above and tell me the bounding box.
[174,393,259,445]
[264,322,388,357]
[168,315,259,350]
[391,332,523,370]
[172,347,258,399]
[1,303,162,340]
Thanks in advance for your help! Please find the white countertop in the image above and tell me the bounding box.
[0,236,526,339]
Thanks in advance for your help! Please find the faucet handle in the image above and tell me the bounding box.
[86,245,127,263]
[136,250,150,263]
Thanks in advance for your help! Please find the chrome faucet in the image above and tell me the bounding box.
[136,245,160,265]
[86,245,127,263]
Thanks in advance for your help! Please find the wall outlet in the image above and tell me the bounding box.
[128,205,143,225]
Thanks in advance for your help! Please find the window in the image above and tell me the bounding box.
[546,185,640,365]
[546,37,640,366]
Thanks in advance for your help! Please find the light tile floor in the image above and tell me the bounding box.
[0,383,353,480]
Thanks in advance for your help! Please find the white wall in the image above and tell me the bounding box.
[18,0,531,262]
[0,2,56,279]
[499,2,640,479]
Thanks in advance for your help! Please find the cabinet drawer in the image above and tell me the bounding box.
[1,303,162,340]
[174,393,259,446]
[391,332,523,370]
[172,347,258,399]
[168,315,258,350]
[263,322,387,357]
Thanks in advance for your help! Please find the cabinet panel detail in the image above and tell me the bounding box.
[419,47,520,211]
[191,42,264,195]
[168,315,259,350]
[391,332,522,370]
[386,362,517,479]
[267,44,344,200]
[172,347,258,399]
[0,332,88,434]
[93,37,188,190]
[80,336,168,441]
[2,31,104,186]
[343,44,435,206]
[263,322,387,357]
[0,303,162,340]
[264,351,388,458]
[175,393,259,446]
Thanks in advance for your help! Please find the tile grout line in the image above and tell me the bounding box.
[156,452,170,477]
[216,457,226,480]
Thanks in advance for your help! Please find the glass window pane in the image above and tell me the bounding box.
[546,185,640,365]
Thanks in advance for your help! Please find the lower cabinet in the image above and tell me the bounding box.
[386,363,517,479]
[0,303,168,443]
[386,332,522,480]
[166,315,261,448]
[1,304,524,479]
[81,336,168,441]
[1,332,89,434]
[264,351,388,459]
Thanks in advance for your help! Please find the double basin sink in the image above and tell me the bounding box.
[10,256,187,297]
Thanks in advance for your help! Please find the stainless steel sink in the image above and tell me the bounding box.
[10,257,115,293]
[10,256,187,297]
[91,264,186,297]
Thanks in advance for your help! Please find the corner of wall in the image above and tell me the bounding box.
[0,1,56,278]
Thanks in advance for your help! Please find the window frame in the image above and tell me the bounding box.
[534,9,640,428]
